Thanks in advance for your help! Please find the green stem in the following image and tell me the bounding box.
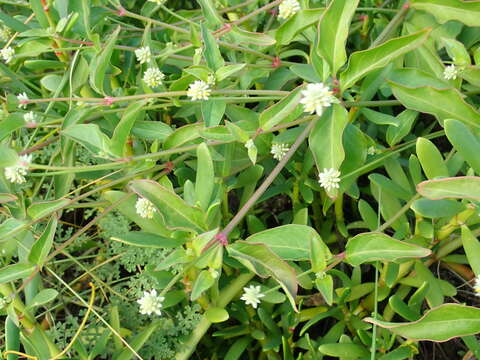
[175,272,254,360]
[370,1,410,47]
[221,115,319,237]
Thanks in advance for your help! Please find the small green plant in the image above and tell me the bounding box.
[1,0,480,359]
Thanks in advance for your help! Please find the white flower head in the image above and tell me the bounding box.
[24,111,37,124]
[367,146,376,155]
[300,83,339,116]
[137,289,164,316]
[148,0,167,4]
[270,143,289,161]
[207,73,216,86]
[187,80,211,101]
[318,168,341,192]
[443,64,458,80]
[240,285,265,309]
[0,27,11,42]
[474,275,480,297]
[17,92,29,109]
[143,67,165,87]
[135,46,152,64]
[4,154,32,184]
[135,197,157,219]
[245,139,255,150]
[0,46,14,63]
[278,0,300,19]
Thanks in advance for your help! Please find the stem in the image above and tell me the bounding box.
[175,272,254,360]
[370,1,410,47]
[222,116,318,237]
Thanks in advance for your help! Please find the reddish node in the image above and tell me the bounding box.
[269,8,277,15]
[165,161,175,173]
[25,122,37,129]
[19,99,29,106]
[359,15,368,21]
[402,2,410,9]
[272,56,281,68]
[118,6,126,16]
[103,96,115,106]
[215,232,228,246]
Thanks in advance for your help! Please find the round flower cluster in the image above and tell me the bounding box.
[4,154,32,184]
[300,83,338,116]
[137,289,165,316]
[1,46,14,63]
[187,80,211,101]
[240,285,265,309]
[318,168,341,192]
[143,67,165,87]
[135,46,152,64]
[443,64,458,80]
[135,197,157,219]
[278,0,300,20]
[270,143,290,161]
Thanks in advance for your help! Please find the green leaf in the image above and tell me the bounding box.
[111,231,184,248]
[29,289,58,308]
[215,64,246,82]
[340,30,430,91]
[244,224,331,262]
[319,343,369,358]
[0,263,35,283]
[227,241,298,311]
[130,179,207,232]
[389,82,480,129]
[416,137,449,179]
[365,304,480,342]
[28,217,57,268]
[362,108,399,127]
[191,270,215,301]
[411,199,465,218]
[0,145,19,167]
[345,232,431,266]
[411,0,480,27]
[197,0,223,27]
[317,0,360,76]
[201,22,224,71]
[114,322,160,360]
[131,121,173,141]
[442,37,470,65]
[289,64,321,83]
[205,307,229,323]
[386,110,418,147]
[163,123,203,150]
[309,104,349,196]
[0,10,30,32]
[103,190,171,237]
[417,176,480,200]
[201,99,226,127]
[444,119,480,175]
[110,101,145,157]
[259,85,303,131]
[275,9,324,45]
[315,274,334,306]
[230,27,276,46]
[461,226,480,276]
[0,114,25,141]
[195,143,215,211]
[62,124,111,155]
[40,74,63,92]
[27,199,70,220]
[89,26,120,95]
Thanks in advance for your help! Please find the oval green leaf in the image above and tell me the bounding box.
[345,232,431,266]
